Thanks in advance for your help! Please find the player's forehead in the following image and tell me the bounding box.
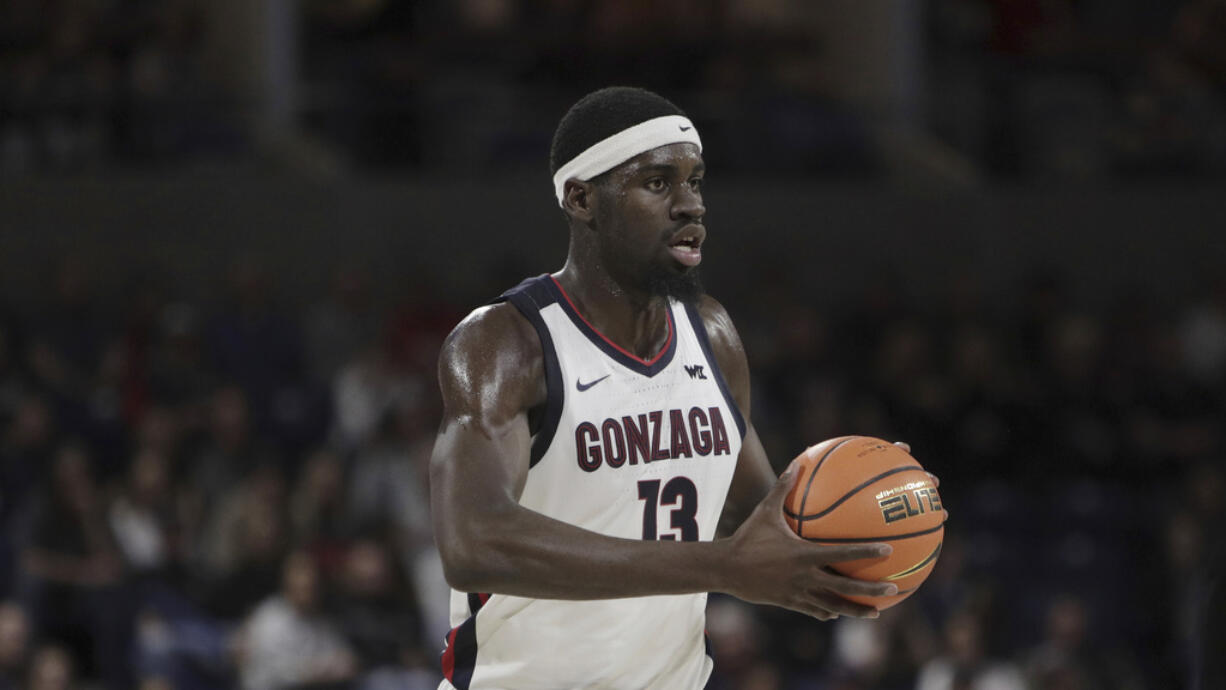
[611,142,704,179]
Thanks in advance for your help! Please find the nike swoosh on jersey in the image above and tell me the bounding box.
[679,126,692,131]
[576,375,610,392]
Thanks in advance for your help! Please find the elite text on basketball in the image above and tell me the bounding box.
[877,485,943,524]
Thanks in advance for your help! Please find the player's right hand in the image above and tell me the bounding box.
[721,463,898,621]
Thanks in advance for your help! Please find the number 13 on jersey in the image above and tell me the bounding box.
[637,477,699,541]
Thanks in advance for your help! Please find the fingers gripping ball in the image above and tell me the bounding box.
[784,437,945,610]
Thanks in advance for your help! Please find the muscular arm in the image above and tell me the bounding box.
[430,302,894,616]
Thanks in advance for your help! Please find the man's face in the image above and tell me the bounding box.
[591,142,706,303]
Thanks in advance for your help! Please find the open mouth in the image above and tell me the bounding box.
[667,225,705,268]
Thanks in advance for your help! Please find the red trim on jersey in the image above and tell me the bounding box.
[441,627,458,680]
[549,276,674,366]
[478,592,490,606]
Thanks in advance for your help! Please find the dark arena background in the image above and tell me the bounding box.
[2,1,1225,689]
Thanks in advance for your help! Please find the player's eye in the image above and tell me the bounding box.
[645,177,667,192]
[689,177,703,192]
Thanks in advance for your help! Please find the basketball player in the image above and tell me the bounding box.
[430,87,906,689]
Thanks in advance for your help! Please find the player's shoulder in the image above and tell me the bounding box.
[691,294,742,356]
[438,301,545,410]
[441,301,542,373]
[693,293,732,322]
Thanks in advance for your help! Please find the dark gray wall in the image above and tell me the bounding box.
[3,175,1224,307]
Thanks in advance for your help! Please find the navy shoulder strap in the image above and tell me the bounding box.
[682,302,747,439]
[491,275,564,468]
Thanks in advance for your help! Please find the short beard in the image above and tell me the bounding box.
[645,265,704,305]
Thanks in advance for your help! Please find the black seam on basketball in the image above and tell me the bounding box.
[801,523,944,543]
[795,465,922,522]
[797,437,857,521]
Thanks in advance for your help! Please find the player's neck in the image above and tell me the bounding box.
[553,264,671,362]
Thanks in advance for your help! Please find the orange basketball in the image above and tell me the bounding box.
[784,436,945,610]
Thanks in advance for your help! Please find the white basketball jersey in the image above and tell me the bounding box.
[439,275,745,690]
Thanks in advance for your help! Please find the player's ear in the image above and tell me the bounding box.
[561,179,597,223]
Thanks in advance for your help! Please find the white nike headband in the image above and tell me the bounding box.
[552,114,702,206]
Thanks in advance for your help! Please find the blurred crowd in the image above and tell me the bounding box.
[0,257,457,690]
[0,0,241,172]
[713,269,1226,689]
[2,0,1225,177]
[2,1,1225,689]
[927,0,1226,177]
[301,0,1226,176]
[0,254,1222,689]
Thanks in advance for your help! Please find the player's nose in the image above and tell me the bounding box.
[671,185,705,222]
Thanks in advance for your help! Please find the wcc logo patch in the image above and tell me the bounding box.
[684,364,707,380]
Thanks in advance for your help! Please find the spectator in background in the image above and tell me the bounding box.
[183,385,263,542]
[304,264,380,386]
[4,0,116,172]
[344,399,440,640]
[1023,594,1144,690]
[1179,277,1226,387]
[290,447,350,562]
[1041,313,1118,472]
[0,0,229,170]
[204,257,303,436]
[108,448,179,581]
[146,302,214,415]
[916,608,1026,690]
[137,678,172,690]
[1116,0,1226,175]
[0,602,29,690]
[124,0,210,160]
[238,550,355,690]
[197,462,289,621]
[83,339,133,477]
[297,0,428,167]
[331,344,421,451]
[17,443,131,689]
[26,257,105,405]
[0,394,56,597]
[946,323,1016,472]
[25,645,74,690]
[332,538,428,686]
[702,597,776,690]
[0,395,55,526]
[822,606,937,690]
[346,403,431,544]
[132,405,181,460]
[1165,461,1226,688]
